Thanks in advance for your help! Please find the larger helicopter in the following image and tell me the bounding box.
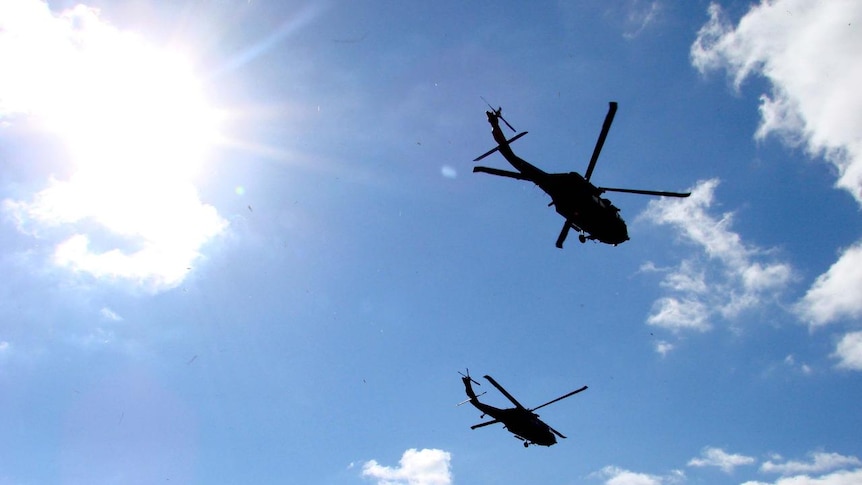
[473,101,691,248]
[458,371,587,447]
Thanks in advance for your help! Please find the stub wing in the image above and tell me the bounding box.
[471,419,501,430]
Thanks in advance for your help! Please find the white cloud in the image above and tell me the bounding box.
[832,331,862,370]
[592,466,684,485]
[362,448,452,485]
[1,0,226,293]
[641,179,793,333]
[99,307,123,322]
[647,297,710,333]
[796,242,862,328]
[761,451,862,476]
[687,446,756,474]
[742,469,862,485]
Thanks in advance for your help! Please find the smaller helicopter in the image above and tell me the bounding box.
[473,100,691,248]
[458,370,588,447]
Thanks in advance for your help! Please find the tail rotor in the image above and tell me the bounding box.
[481,96,516,132]
[457,369,486,406]
[459,368,481,386]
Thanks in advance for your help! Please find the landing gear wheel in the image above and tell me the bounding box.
[578,234,587,243]
[523,441,529,448]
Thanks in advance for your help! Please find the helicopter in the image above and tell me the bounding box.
[473,101,691,248]
[458,370,588,447]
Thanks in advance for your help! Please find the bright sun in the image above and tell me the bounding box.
[1,1,227,291]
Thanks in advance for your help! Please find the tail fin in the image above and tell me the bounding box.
[463,377,478,399]
[459,369,481,400]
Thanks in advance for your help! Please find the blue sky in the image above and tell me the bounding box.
[1,0,861,484]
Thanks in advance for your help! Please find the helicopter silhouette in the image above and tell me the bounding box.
[459,370,587,447]
[473,101,691,248]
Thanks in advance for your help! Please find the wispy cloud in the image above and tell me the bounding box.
[99,307,123,322]
[760,451,861,476]
[690,1,862,369]
[655,340,674,357]
[623,1,662,39]
[1,0,226,293]
[362,448,452,485]
[688,446,756,474]
[640,179,793,337]
[782,354,813,376]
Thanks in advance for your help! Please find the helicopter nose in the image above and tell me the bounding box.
[612,224,629,245]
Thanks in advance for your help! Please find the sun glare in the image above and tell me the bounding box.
[1,1,227,291]
[60,43,219,179]
[26,6,221,181]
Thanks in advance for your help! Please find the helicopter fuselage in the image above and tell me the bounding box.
[474,113,630,246]
[491,408,557,447]
[537,171,629,245]
[462,376,558,446]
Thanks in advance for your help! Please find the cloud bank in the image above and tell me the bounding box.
[592,465,684,485]
[686,1,862,366]
[742,469,862,485]
[599,448,860,485]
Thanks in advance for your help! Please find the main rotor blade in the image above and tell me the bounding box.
[530,385,588,413]
[598,187,691,198]
[483,375,527,410]
[548,425,567,439]
[584,101,618,182]
[471,419,500,430]
[473,166,532,181]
